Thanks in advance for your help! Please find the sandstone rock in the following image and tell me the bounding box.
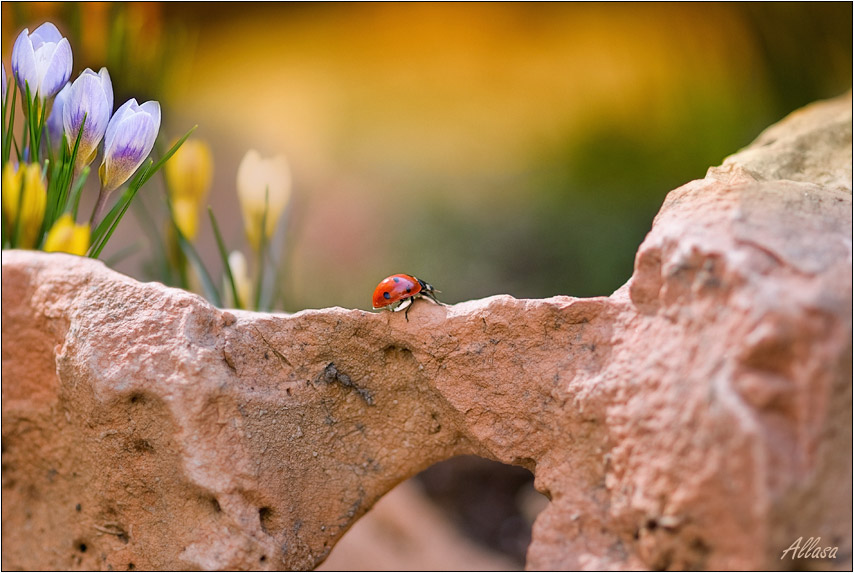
[2,92,851,571]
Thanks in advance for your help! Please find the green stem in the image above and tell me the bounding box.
[253,187,270,311]
[90,188,111,228]
[209,206,242,309]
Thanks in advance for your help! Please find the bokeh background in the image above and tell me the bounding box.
[3,2,851,569]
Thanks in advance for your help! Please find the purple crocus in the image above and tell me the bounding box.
[46,82,70,153]
[11,22,72,103]
[99,98,160,193]
[91,98,160,225]
[63,68,113,169]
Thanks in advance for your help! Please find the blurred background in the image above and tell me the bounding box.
[3,2,851,569]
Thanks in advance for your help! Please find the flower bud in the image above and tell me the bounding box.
[165,138,213,203]
[2,162,46,248]
[63,68,113,169]
[164,138,213,240]
[171,198,199,240]
[44,213,90,255]
[11,22,73,103]
[236,150,291,251]
[224,250,253,309]
[99,98,161,193]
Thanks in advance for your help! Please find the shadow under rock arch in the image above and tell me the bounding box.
[318,455,548,570]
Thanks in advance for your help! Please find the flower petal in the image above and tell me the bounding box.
[98,67,113,115]
[236,150,291,251]
[104,98,138,154]
[11,24,72,101]
[38,37,72,99]
[100,99,161,192]
[11,28,36,93]
[138,100,161,131]
[47,81,71,150]
[63,69,112,167]
[29,22,63,46]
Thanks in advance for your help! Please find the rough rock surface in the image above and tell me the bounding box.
[2,93,851,571]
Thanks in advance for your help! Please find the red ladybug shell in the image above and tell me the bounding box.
[372,274,423,309]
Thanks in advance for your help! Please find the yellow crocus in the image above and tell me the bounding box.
[44,213,90,255]
[236,150,290,252]
[2,162,46,249]
[164,138,213,241]
[171,198,199,240]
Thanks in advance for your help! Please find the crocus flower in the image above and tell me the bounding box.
[63,68,113,170]
[223,250,253,309]
[98,98,160,194]
[2,162,46,248]
[46,82,71,153]
[236,149,291,251]
[164,138,213,240]
[11,22,72,103]
[171,198,200,240]
[44,213,90,255]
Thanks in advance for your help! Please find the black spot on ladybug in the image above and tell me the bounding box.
[393,277,400,283]
[383,291,391,300]
[405,288,411,293]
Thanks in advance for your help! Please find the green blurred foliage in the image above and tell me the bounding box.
[3,3,191,109]
[348,3,851,305]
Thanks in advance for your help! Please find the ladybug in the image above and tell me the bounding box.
[372,274,443,320]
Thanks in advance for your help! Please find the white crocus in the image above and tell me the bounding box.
[236,149,291,251]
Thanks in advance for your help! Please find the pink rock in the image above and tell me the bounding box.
[2,93,851,570]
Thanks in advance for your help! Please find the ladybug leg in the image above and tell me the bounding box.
[420,289,444,306]
[393,297,413,320]
[413,278,443,306]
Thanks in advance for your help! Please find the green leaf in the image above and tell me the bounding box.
[2,75,17,164]
[164,192,221,306]
[23,82,33,161]
[89,160,151,249]
[45,115,87,234]
[69,166,91,219]
[130,194,172,284]
[88,162,153,258]
[87,125,196,257]
[208,206,243,309]
[35,91,48,161]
